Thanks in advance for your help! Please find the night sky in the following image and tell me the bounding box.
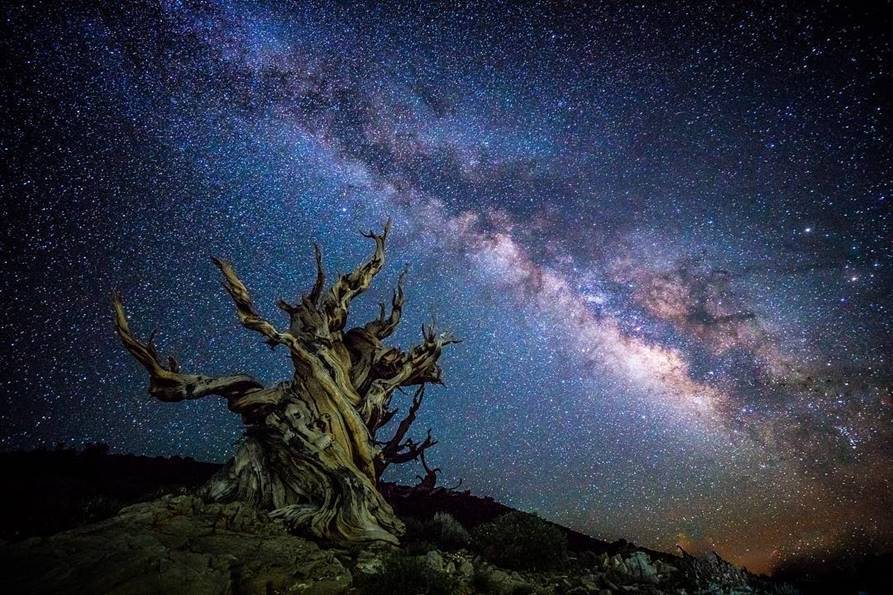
[2,0,891,574]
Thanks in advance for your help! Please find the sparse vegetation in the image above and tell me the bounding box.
[472,511,568,570]
[0,449,800,595]
[356,554,460,595]
[405,512,471,551]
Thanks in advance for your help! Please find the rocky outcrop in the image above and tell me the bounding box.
[1,493,794,595]
[349,544,789,594]
[0,495,351,595]
[355,545,794,594]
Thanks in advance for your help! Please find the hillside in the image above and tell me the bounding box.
[0,448,813,594]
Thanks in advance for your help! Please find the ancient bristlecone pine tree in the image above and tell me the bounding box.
[112,221,456,544]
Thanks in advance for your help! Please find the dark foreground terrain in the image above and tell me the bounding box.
[0,448,885,594]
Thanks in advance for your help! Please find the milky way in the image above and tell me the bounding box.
[2,1,891,573]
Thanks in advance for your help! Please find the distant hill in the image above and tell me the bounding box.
[0,445,219,540]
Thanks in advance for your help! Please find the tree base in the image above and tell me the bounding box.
[202,433,404,544]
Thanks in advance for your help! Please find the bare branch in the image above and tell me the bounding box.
[112,291,264,404]
[380,386,425,448]
[275,244,326,316]
[308,243,326,304]
[212,257,288,348]
[324,219,392,331]
[414,449,441,491]
[387,429,437,467]
[391,322,460,387]
[364,267,406,339]
[375,387,439,477]
[357,321,457,428]
[228,382,288,415]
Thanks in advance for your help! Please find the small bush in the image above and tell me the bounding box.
[434,513,472,549]
[356,554,460,595]
[403,516,428,537]
[471,511,568,570]
[405,512,471,551]
[430,512,472,549]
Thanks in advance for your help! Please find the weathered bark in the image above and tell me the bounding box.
[113,221,455,544]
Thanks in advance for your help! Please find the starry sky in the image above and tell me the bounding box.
[2,0,891,575]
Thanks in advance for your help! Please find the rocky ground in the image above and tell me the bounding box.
[1,493,794,594]
[16,449,880,593]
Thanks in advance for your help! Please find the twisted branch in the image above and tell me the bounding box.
[376,386,437,476]
[112,291,265,407]
[414,450,441,491]
[364,267,406,339]
[212,257,288,349]
[324,219,391,331]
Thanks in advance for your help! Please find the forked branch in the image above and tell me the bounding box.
[396,322,461,386]
[364,267,406,339]
[414,450,441,491]
[324,219,392,331]
[359,321,459,426]
[375,386,438,476]
[112,291,264,404]
[212,257,289,348]
[389,430,437,466]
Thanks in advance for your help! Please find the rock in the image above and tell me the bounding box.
[580,574,601,591]
[354,551,385,576]
[655,559,678,577]
[479,567,533,595]
[677,548,756,592]
[0,495,351,594]
[425,549,445,572]
[608,553,629,575]
[490,568,511,584]
[624,551,659,583]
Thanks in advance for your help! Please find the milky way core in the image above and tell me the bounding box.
[2,1,891,574]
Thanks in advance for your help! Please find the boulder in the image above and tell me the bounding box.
[425,549,445,572]
[608,553,629,575]
[478,565,533,595]
[579,573,601,591]
[354,549,386,576]
[624,551,659,583]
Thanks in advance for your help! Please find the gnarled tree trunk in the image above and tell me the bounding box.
[112,221,456,544]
